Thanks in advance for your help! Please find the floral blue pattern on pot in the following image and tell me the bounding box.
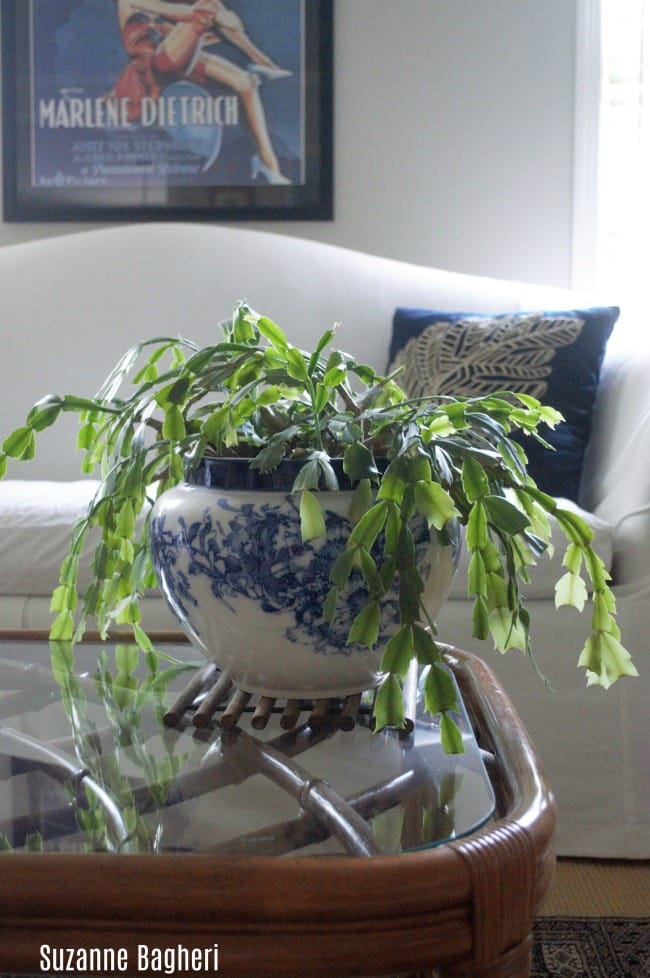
[150,480,459,699]
[151,495,432,654]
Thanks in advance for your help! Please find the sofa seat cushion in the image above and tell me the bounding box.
[0,480,100,596]
[388,306,619,502]
[0,480,614,604]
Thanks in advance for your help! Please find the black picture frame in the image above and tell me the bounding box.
[2,0,333,222]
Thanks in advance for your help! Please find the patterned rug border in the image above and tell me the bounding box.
[532,916,649,978]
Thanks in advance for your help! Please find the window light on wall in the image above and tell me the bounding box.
[573,0,649,329]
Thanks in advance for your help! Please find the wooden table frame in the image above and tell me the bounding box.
[0,647,556,978]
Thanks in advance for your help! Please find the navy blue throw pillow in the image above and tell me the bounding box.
[388,307,619,501]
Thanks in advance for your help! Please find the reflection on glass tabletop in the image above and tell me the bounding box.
[0,640,495,858]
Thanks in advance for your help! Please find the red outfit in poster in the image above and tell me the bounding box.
[110,0,291,183]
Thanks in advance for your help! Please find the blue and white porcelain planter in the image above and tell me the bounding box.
[150,459,459,699]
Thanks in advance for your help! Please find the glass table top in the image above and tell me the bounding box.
[0,639,495,857]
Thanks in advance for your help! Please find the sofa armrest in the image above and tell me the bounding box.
[579,340,650,589]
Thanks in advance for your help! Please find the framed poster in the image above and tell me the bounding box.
[1,0,333,222]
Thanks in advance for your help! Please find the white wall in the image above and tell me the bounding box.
[0,0,577,287]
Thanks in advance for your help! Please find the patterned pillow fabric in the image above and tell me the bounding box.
[387,306,619,501]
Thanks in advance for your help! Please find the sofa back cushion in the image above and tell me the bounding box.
[0,223,589,481]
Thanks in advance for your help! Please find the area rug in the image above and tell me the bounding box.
[531,917,649,978]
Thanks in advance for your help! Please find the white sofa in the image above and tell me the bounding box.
[0,223,646,859]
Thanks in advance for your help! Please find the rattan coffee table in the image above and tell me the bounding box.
[0,634,555,977]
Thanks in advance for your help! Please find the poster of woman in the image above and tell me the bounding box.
[2,0,333,220]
